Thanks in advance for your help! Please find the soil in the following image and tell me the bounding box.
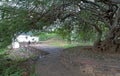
[34,44,120,76]
[34,44,68,76]
[34,45,88,76]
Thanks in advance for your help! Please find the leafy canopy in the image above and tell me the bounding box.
[0,0,120,48]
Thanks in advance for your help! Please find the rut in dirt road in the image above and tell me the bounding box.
[35,45,82,76]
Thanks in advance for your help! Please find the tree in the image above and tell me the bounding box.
[0,0,120,53]
[63,0,120,53]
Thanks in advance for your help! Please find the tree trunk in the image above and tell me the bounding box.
[94,26,120,53]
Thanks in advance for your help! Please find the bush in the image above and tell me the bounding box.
[0,66,24,76]
[39,33,61,41]
[0,49,30,76]
[0,53,24,76]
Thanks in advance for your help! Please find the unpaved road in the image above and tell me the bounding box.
[32,44,120,76]
[34,44,82,76]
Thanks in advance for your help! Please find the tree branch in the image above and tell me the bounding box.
[77,17,102,44]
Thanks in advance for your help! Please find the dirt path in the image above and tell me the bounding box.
[34,44,82,76]
[33,44,120,76]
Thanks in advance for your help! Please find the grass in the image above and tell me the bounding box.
[0,49,8,55]
[0,52,24,76]
[0,48,37,76]
[6,47,37,62]
[47,41,93,48]
[0,66,25,76]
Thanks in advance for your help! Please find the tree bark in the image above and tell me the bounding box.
[94,26,120,53]
[93,24,102,44]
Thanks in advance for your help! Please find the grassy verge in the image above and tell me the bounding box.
[47,41,93,48]
[0,48,37,76]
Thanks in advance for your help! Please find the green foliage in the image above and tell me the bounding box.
[0,48,37,76]
[0,66,24,76]
[0,0,60,48]
[55,18,97,42]
[0,53,24,76]
[0,0,114,49]
[0,5,31,48]
[39,32,61,41]
[0,49,7,54]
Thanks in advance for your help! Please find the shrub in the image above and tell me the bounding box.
[39,33,61,41]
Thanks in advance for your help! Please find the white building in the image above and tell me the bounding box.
[16,35,39,42]
[12,35,39,49]
[12,41,20,49]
